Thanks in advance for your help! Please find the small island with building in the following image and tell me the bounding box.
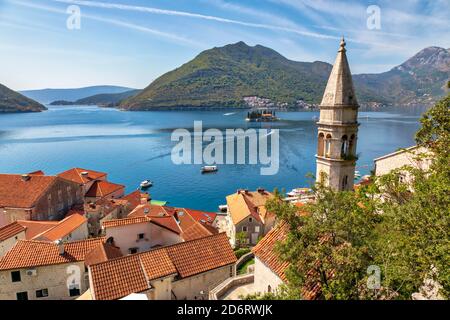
[245,109,278,122]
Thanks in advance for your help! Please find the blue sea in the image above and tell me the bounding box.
[0,106,423,211]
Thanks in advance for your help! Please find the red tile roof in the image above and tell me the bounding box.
[0,222,26,242]
[28,170,45,176]
[226,190,274,225]
[102,215,181,235]
[0,237,105,270]
[166,232,236,278]
[122,190,148,211]
[252,222,290,282]
[128,205,216,241]
[16,220,58,240]
[89,254,156,301]
[184,209,217,225]
[85,181,125,198]
[128,203,167,218]
[0,174,57,208]
[84,242,123,266]
[33,213,87,242]
[89,233,236,300]
[58,168,106,185]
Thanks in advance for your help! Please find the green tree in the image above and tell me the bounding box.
[265,183,380,300]
[372,94,450,299]
[235,231,248,249]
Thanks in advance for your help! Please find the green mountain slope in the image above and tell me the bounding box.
[0,83,46,113]
[121,42,450,110]
[354,46,450,106]
[121,42,332,110]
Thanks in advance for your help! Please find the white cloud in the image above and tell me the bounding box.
[10,0,204,48]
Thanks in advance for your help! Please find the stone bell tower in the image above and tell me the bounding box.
[316,38,359,191]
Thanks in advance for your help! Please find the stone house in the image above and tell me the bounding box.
[57,168,107,196]
[225,189,274,247]
[0,214,88,257]
[0,173,83,227]
[0,238,119,300]
[0,222,26,257]
[374,146,432,180]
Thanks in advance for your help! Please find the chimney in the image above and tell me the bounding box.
[54,239,64,255]
[21,174,31,182]
[106,237,115,246]
[174,212,181,224]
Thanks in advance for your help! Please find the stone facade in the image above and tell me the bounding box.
[1,178,83,226]
[253,257,283,295]
[374,146,431,178]
[172,265,234,300]
[0,262,88,300]
[0,231,26,257]
[104,222,183,255]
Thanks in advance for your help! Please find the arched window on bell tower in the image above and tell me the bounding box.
[325,134,332,158]
[341,135,349,159]
[318,133,325,157]
[349,134,356,157]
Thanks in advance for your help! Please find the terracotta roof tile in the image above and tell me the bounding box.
[140,248,177,280]
[34,213,87,241]
[166,232,236,278]
[0,237,105,270]
[122,191,148,211]
[16,220,58,240]
[85,181,125,198]
[89,233,236,300]
[103,215,181,235]
[252,222,290,282]
[226,190,273,225]
[183,209,217,225]
[128,205,215,241]
[28,170,45,176]
[89,254,149,301]
[0,222,26,242]
[84,243,123,266]
[0,174,57,208]
[58,168,106,185]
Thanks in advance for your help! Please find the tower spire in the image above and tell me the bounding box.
[315,39,360,191]
[320,35,357,107]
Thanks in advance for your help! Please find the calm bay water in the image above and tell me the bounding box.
[0,106,422,211]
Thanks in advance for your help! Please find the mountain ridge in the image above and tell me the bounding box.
[121,42,450,110]
[21,85,136,104]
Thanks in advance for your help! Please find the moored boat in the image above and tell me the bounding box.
[140,180,153,188]
[201,165,218,173]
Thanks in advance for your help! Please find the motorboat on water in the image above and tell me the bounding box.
[140,180,153,188]
[354,171,362,180]
[201,165,218,173]
[287,188,312,197]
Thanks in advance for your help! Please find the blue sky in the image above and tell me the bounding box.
[1,0,449,90]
